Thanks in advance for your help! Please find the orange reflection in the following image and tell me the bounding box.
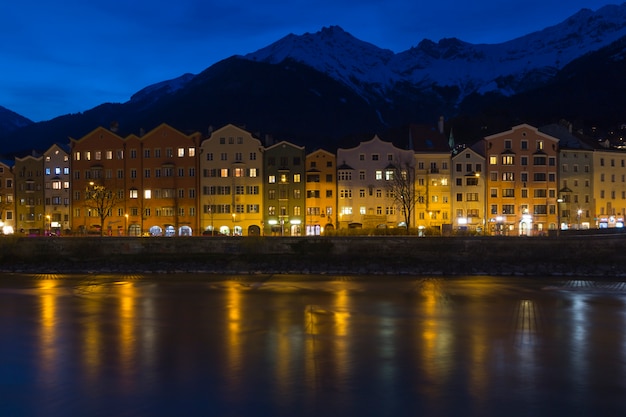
[333,289,350,384]
[117,282,137,386]
[416,279,453,395]
[37,280,58,383]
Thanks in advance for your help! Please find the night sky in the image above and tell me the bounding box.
[0,1,616,122]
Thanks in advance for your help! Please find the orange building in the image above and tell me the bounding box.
[305,149,336,235]
[484,124,559,236]
[70,124,201,236]
[126,124,202,236]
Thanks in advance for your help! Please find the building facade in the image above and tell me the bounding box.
[484,124,559,236]
[0,160,15,234]
[451,146,485,233]
[199,124,264,236]
[43,144,71,235]
[263,141,306,236]
[305,149,336,235]
[14,153,45,235]
[337,135,415,229]
[126,124,202,237]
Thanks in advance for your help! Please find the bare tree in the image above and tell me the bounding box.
[386,160,417,233]
[84,182,120,237]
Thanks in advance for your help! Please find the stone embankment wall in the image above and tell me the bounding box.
[1,235,625,277]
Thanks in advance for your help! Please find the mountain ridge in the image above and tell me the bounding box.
[2,3,626,154]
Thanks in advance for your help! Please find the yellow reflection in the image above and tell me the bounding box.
[117,283,137,385]
[305,305,321,391]
[38,281,58,382]
[416,279,453,392]
[81,298,103,379]
[333,289,350,386]
[226,285,243,392]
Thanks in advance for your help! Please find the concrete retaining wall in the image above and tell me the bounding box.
[1,235,625,276]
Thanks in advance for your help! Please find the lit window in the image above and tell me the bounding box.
[269,175,276,183]
[144,190,152,199]
[129,189,138,199]
[178,148,185,157]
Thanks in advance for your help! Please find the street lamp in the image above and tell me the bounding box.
[577,209,582,229]
[124,213,128,236]
[556,197,563,237]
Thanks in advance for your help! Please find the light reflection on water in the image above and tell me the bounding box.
[0,274,625,416]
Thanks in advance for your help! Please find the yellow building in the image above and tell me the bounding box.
[592,148,626,228]
[305,149,336,235]
[199,124,264,236]
[411,124,452,234]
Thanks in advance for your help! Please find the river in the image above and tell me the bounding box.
[0,273,625,416]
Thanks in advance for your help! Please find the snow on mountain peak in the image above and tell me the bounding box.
[242,4,626,101]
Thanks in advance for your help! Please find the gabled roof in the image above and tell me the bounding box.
[408,124,450,152]
[539,123,596,150]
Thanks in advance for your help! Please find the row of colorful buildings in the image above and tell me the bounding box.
[0,121,624,237]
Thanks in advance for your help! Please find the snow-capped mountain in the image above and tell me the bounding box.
[244,4,626,101]
[3,4,626,153]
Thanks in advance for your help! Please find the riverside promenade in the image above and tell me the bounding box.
[1,233,625,277]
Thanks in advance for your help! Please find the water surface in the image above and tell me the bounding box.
[0,273,624,416]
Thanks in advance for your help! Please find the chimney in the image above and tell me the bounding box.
[438,116,444,134]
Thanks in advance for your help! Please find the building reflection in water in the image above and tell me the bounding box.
[414,278,454,410]
[37,279,60,387]
[225,284,243,399]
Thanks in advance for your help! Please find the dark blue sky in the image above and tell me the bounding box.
[0,1,615,122]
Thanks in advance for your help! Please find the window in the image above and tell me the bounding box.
[502,205,515,214]
[502,155,514,165]
[502,189,515,197]
[502,172,514,181]
[178,148,185,157]
[489,156,497,165]
[129,189,138,199]
[294,174,301,183]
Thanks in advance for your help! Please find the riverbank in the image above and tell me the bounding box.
[1,234,625,277]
